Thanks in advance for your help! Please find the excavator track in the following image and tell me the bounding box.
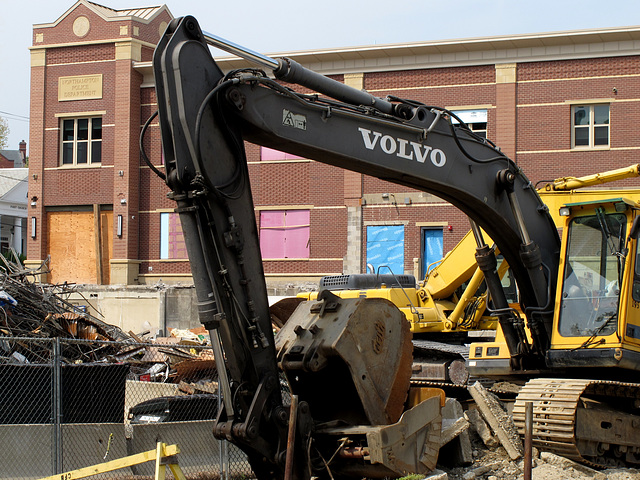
[513,378,640,468]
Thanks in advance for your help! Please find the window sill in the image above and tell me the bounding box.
[570,146,610,152]
[262,258,310,262]
[51,164,104,170]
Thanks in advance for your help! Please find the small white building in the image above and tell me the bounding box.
[0,168,28,256]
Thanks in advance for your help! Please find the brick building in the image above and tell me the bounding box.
[28,1,172,284]
[27,1,640,290]
[0,141,27,168]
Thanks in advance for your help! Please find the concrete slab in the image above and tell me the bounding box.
[465,407,498,448]
[439,397,473,466]
[468,381,522,460]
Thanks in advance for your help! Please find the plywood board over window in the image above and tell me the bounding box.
[47,209,113,285]
[259,210,310,259]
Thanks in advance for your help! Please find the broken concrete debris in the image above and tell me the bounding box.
[468,381,523,460]
[440,397,473,466]
[465,407,499,448]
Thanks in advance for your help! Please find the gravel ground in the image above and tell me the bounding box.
[435,431,640,480]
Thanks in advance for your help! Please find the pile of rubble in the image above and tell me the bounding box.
[435,443,639,480]
[0,257,136,363]
[118,328,218,392]
[0,256,217,392]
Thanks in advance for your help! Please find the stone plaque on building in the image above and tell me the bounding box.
[58,74,103,101]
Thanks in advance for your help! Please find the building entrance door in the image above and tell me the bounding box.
[422,228,443,277]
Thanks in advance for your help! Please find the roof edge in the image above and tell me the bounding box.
[33,0,172,29]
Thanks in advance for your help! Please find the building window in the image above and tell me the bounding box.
[160,213,187,259]
[452,109,487,139]
[366,225,405,275]
[61,117,102,165]
[572,104,609,148]
[260,147,304,161]
[260,210,310,259]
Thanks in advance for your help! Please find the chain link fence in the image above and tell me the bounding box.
[0,337,253,480]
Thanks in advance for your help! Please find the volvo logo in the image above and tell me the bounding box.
[358,127,446,167]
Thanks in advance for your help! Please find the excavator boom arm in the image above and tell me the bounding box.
[152,16,561,478]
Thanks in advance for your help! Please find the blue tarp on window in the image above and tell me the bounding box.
[422,228,443,276]
[366,225,405,275]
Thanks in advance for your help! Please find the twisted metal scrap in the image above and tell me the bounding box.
[0,254,133,363]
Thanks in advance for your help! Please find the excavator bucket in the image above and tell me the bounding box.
[276,293,441,477]
[276,293,413,424]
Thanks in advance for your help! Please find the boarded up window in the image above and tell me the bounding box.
[260,210,310,259]
[260,147,305,161]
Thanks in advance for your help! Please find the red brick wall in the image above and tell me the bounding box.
[27,56,46,259]
[33,4,171,47]
[516,57,640,188]
[112,56,142,260]
[47,44,115,65]
[0,156,15,169]
[365,65,495,90]
[29,4,640,284]
[29,4,173,281]
[496,82,516,158]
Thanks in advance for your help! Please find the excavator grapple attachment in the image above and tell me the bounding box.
[276,294,413,425]
[276,293,441,477]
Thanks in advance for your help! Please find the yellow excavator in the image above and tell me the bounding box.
[293,165,640,386]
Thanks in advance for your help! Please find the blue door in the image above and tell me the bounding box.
[422,228,443,277]
[366,225,405,275]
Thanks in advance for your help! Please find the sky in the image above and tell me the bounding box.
[0,0,639,154]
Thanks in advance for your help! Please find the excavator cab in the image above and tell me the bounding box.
[547,198,640,372]
[469,197,640,376]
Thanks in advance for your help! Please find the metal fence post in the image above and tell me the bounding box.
[218,387,229,480]
[524,401,533,480]
[53,337,63,474]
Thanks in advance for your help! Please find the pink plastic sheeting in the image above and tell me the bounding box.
[260,210,310,258]
[260,147,305,161]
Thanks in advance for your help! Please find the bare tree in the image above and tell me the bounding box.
[0,116,9,150]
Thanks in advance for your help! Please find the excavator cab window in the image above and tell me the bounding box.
[631,216,640,302]
[500,266,519,304]
[558,211,625,337]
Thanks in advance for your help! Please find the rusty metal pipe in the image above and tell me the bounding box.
[338,447,369,459]
[284,394,299,480]
[524,401,533,480]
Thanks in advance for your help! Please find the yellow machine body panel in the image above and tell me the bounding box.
[298,286,497,334]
